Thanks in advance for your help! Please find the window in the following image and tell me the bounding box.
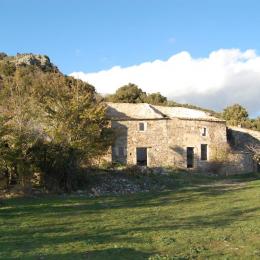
[139,122,145,131]
[112,146,127,164]
[201,144,208,161]
[202,127,207,136]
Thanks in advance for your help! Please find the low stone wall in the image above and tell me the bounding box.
[228,127,260,150]
[219,152,256,175]
[225,127,260,174]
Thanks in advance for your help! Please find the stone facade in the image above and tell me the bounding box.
[110,118,227,169]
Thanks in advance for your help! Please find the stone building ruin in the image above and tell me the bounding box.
[104,103,260,174]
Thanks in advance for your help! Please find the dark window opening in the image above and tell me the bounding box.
[187,147,194,168]
[202,128,207,136]
[118,146,124,157]
[112,146,127,165]
[139,122,145,131]
[201,144,208,160]
[136,147,147,166]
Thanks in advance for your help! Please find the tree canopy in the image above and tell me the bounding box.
[222,104,249,126]
[105,83,168,105]
[106,83,146,103]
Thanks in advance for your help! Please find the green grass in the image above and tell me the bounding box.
[1,173,260,259]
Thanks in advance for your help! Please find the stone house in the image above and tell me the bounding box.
[104,102,259,173]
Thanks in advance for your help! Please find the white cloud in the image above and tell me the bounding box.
[70,49,260,116]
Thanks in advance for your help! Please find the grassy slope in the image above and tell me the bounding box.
[0,173,260,259]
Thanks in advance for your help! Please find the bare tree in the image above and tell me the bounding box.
[246,144,260,163]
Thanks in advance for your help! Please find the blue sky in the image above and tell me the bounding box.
[1,0,260,74]
[1,0,260,115]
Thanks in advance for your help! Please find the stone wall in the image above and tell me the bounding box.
[224,126,260,174]
[228,126,260,150]
[109,118,228,171]
[221,152,257,174]
[111,119,170,167]
[166,118,227,170]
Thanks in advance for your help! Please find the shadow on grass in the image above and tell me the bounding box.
[1,188,260,255]
[1,203,260,260]
[0,183,255,220]
[0,173,260,258]
[1,174,259,219]
[2,248,151,260]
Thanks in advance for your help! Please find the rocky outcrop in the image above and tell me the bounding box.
[11,53,59,72]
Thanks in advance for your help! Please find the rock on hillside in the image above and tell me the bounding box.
[1,53,59,72]
[14,53,59,72]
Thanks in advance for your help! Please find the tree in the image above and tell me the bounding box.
[246,144,260,165]
[106,83,146,103]
[222,104,249,126]
[250,117,260,131]
[0,116,13,187]
[30,75,114,191]
[144,92,167,105]
[0,65,45,191]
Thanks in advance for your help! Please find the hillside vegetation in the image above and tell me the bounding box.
[0,53,113,192]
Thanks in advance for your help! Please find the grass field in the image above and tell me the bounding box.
[0,173,260,259]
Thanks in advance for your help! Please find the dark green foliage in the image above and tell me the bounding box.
[106,83,168,105]
[29,141,82,192]
[106,83,146,103]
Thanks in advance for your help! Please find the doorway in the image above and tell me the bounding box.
[136,148,147,166]
[187,147,194,168]
[257,163,260,173]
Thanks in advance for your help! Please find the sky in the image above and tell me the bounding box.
[1,0,260,116]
